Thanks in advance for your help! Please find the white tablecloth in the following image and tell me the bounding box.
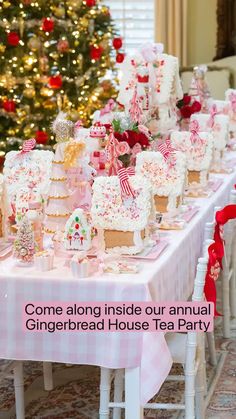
[0,161,236,405]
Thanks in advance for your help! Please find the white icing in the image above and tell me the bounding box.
[135,151,186,197]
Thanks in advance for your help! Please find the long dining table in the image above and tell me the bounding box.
[0,153,236,418]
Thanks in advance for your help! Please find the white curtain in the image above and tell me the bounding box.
[155,0,188,66]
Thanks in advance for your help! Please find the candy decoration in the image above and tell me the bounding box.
[64,208,91,251]
[189,119,200,144]
[105,130,127,176]
[14,216,35,263]
[118,167,135,198]
[21,138,36,153]
[158,139,175,161]
[207,104,219,129]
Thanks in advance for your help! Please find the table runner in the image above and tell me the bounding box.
[0,163,236,405]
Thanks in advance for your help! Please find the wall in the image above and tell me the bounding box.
[187,0,217,65]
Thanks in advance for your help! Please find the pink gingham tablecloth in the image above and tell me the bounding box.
[0,156,236,405]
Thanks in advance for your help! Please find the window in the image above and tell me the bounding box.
[106,0,155,54]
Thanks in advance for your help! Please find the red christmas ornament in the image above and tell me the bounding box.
[90,45,103,61]
[35,130,49,144]
[57,39,69,53]
[116,52,125,64]
[86,0,96,6]
[49,75,62,89]
[113,37,122,50]
[7,32,20,47]
[3,100,16,113]
[42,18,54,33]
[75,223,79,229]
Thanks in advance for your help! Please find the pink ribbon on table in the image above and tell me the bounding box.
[105,130,123,176]
[118,167,135,198]
[207,104,219,129]
[100,99,115,116]
[189,119,200,144]
[158,138,175,161]
[229,92,236,113]
[21,138,36,153]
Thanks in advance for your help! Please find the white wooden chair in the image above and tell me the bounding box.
[99,248,211,419]
[0,361,24,419]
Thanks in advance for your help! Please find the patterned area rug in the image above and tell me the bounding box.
[0,320,236,419]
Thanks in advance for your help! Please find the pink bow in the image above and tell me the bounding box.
[21,138,36,153]
[207,104,219,128]
[105,131,123,176]
[158,138,174,160]
[118,167,135,198]
[130,143,142,165]
[229,92,236,113]
[100,99,115,116]
[189,119,200,143]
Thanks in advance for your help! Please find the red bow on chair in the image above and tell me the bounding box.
[214,204,236,267]
[204,242,221,316]
[118,167,135,198]
[21,138,36,153]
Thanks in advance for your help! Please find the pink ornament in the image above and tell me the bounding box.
[57,39,69,53]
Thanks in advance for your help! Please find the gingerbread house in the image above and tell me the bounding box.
[91,174,152,254]
[117,44,183,135]
[136,150,186,213]
[170,127,214,187]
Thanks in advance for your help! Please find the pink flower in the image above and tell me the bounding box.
[117,141,130,155]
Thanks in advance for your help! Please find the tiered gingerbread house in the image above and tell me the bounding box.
[117,44,183,135]
[91,174,152,254]
[44,143,71,235]
[135,150,186,213]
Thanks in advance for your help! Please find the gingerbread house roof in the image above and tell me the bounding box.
[136,151,186,196]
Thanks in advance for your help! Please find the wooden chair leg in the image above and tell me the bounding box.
[13,361,25,419]
[206,332,217,366]
[222,267,231,338]
[113,369,124,419]
[43,362,53,391]
[99,367,112,419]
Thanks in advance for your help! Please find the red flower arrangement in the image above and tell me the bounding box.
[177,94,202,119]
[114,130,149,149]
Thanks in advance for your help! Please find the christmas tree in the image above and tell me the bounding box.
[14,215,35,262]
[0,0,122,154]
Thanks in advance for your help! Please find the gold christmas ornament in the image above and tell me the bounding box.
[7,128,16,136]
[3,1,11,8]
[23,54,37,70]
[28,36,41,51]
[43,99,57,110]
[53,5,65,18]
[80,17,89,28]
[16,108,27,119]
[67,0,82,10]
[0,44,6,53]
[23,86,36,98]
[69,109,80,121]
[40,87,54,97]
[23,124,33,137]
[0,141,6,150]
[39,56,49,73]
[0,73,16,89]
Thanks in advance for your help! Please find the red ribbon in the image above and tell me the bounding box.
[118,167,135,198]
[158,138,175,160]
[205,204,236,316]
